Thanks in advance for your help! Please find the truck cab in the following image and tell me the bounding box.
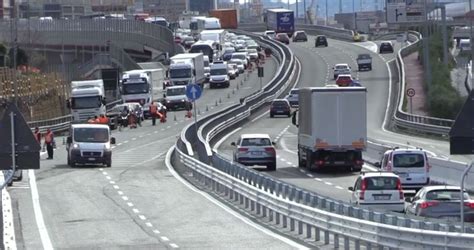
[209,61,230,88]
[169,53,206,88]
[162,86,192,111]
[66,123,116,167]
[121,69,163,118]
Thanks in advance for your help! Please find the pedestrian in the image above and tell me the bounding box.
[149,101,158,126]
[44,128,54,159]
[98,114,109,124]
[34,127,41,144]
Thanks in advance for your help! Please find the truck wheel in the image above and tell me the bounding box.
[267,162,276,171]
[305,150,312,170]
[67,156,71,166]
[106,159,112,168]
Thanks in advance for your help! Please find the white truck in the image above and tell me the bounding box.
[200,29,226,57]
[66,123,116,167]
[162,85,192,111]
[209,62,230,88]
[68,80,106,121]
[291,86,367,172]
[121,69,164,119]
[168,53,206,88]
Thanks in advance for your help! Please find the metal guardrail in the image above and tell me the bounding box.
[393,31,454,136]
[296,24,354,41]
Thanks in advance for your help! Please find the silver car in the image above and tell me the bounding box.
[405,185,474,222]
[231,134,277,171]
[230,59,245,73]
[285,88,299,107]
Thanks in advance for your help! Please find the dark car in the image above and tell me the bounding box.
[405,186,474,222]
[292,31,308,42]
[275,33,290,45]
[270,99,291,118]
[315,35,328,47]
[222,51,234,61]
[181,36,195,49]
[379,41,394,53]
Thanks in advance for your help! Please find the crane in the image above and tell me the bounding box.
[306,0,316,24]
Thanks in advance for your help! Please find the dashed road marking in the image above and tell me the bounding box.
[146,222,153,227]
[102,172,108,175]
[122,196,129,201]
[336,186,344,190]
[324,181,333,186]
[170,243,179,248]
[124,140,129,144]
[132,208,140,214]
[161,236,170,242]
[113,185,119,189]
[109,181,115,184]
[153,229,161,234]
[307,174,313,178]
[117,191,124,195]
[127,202,134,207]
[106,176,111,180]
[132,138,137,141]
[315,178,322,182]
[138,215,147,220]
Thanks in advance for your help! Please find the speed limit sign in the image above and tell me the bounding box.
[406,88,415,97]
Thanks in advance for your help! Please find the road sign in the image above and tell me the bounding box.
[386,0,425,24]
[406,88,415,97]
[0,103,41,170]
[186,84,202,101]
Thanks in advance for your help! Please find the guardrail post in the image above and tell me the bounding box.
[283,214,287,228]
[256,202,261,215]
[315,226,320,241]
[262,205,267,217]
[250,199,255,211]
[366,242,372,250]
[343,236,350,250]
[269,209,273,222]
[354,240,360,250]
[275,211,280,225]
[368,210,374,221]
[334,234,340,248]
[324,230,330,245]
[306,224,312,238]
[245,196,249,209]
[298,220,303,235]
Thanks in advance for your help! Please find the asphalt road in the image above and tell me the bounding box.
[8,57,305,249]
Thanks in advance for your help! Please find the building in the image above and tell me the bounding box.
[188,0,215,15]
[335,10,384,34]
[141,0,186,21]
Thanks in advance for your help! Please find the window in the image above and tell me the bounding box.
[241,138,271,147]
[392,153,425,168]
[365,177,399,190]
[210,68,227,75]
[122,83,149,94]
[166,88,186,96]
[71,96,102,109]
[74,128,109,143]
[425,190,470,201]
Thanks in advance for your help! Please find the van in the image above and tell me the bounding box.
[377,148,431,191]
[209,61,230,88]
[460,39,471,52]
[66,124,116,167]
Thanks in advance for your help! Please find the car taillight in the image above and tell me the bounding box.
[360,179,367,200]
[464,202,474,209]
[355,160,364,165]
[238,148,248,152]
[315,160,324,165]
[264,147,276,155]
[420,201,438,209]
[396,178,404,199]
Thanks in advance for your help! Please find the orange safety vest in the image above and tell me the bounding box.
[45,132,53,144]
[150,104,158,114]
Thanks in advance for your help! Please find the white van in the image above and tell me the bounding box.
[377,148,431,191]
[460,39,471,52]
[209,61,230,88]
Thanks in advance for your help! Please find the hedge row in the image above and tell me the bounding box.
[418,30,463,119]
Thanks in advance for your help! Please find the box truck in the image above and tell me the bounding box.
[291,86,367,172]
[68,80,106,121]
[209,9,238,29]
[265,9,295,37]
[168,53,206,88]
[121,68,164,118]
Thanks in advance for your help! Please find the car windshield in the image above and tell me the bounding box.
[272,101,288,107]
[393,153,425,168]
[336,65,348,70]
[296,32,306,38]
[425,190,470,201]
[74,128,109,143]
[290,89,299,95]
[166,88,186,96]
[231,60,242,65]
[122,83,149,94]
[318,37,326,41]
[71,96,102,109]
[241,138,271,146]
[338,76,351,80]
[232,54,246,60]
[365,177,398,190]
[210,68,227,75]
[359,54,370,59]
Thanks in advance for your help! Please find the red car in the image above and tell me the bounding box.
[335,74,353,87]
[174,36,182,44]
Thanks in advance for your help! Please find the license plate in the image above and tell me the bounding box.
[88,158,96,161]
[374,195,390,200]
[252,152,262,155]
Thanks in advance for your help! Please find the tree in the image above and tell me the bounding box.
[8,47,28,68]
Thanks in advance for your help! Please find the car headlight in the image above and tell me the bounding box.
[104,144,111,150]
[166,100,171,103]
[73,143,80,149]
[181,99,185,102]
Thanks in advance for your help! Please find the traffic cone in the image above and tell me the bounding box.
[236,83,240,90]
[232,89,235,94]
[227,93,231,99]
[215,100,218,106]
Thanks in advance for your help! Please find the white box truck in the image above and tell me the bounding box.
[168,53,206,88]
[68,80,106,121]
[121,68,164,118]
[291,86,367,172]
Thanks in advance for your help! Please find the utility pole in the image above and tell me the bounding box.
[470,0,474,77]
[304,0,307,24]
[353,0,356,31]
[441,5,448,66]
[325,0,328,25]
[10,1,18,106]
[288,0,290,10]
[339,0,342,13]
[423,0,432,90]
[296,0,298,23]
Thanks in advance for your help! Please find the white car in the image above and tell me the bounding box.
[246,48,259,61]
[227,63,238,79]
[333,63,351,79]
[231,52,249,69]
[376,148,431,192]
[285,88,299,107]
[231,134,277,171]
[230,59,245,73]
[264,30,276,38]
[349,171,405,213]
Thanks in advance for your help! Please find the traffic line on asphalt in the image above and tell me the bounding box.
[121,196,129,201]
[132,208,139,214]
[29,169,54,250]
[138,215,147,220]
[153,230,160,234]
[161,236,170,242]
[170,243,179,248]
[117,191,123,195]
[109,181,115,184]
[2,173,16,250]
[213,127,242,151]
[336,186,344,190]
[146,222,153,227]
[324,181,333,186]
[127,202,134,207]
[113,185,119,189]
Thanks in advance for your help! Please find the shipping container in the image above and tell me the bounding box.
[209,9,238,29]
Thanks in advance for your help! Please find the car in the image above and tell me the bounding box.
[246,48,259,62]
[231,134,277,171]
[270,99,291,118]
[335,74,354,87]
[231,52,249,69]
[181,36,195,48]
[229,59,245,73]
[349,171,405,213]
[227,63,238,79]
[275,33,290,45]
[292,31,308,42]
[376,148,431,192]
[333,63,351,79]
[405,185,474,222]
[379,41,394,53]
[285,88,299,107]
[264,30,276,39]
[315,35,328,47]
[222,48,235,61]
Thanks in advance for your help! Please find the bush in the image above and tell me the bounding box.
[418,30,463,119]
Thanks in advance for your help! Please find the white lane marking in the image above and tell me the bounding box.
[299,169,306,173]
[127,202,134,207]
[29,170,54,250]
[336,186,344,190]
[315,178,322,182]
[146,222,153,227]
[170,243,179,248]
[122,196,129,201]
[113,185,120,189]
[307,174,314,178]
[213,127,242,151]
[132,208,140,214]
[165,146,309,249]
[324,181,333,186]
[3,176,16,250]
[109,181,115,184]
[124,140,129,144]
[111,146,116,149]
[117,191,124,195]
[139,215,147,220]
[153,229,161,234]
[132,138,137,141]
[161,236,170,242]
[280,137,297,155]
[154,131,158,134]
[102,172,108,175]
[117,143,123,146]
[106,176,111,180]
[251,110,270,122]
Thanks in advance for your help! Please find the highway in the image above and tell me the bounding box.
[8,57,307,249]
